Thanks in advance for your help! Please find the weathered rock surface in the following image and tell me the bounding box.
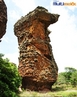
[0,0,7,40]
[14,6,59,91]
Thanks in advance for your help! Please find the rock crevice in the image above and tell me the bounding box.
[14,6,59,91]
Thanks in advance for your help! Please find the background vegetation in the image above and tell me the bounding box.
[56,67,77,87]
[0,53,21,97]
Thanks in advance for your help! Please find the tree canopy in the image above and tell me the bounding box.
[56,67,77,87]
[0,53,21,97]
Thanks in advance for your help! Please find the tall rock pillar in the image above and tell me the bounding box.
[0,0,7,41]
[14,6,59,91]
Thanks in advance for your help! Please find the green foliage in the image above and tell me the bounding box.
[63,67,76,84]
[65,67,76,72]
[67,92,77,97]
[56,72,66,85]
[70,71,77,87]
[56,67,77,87]
[0,53,21,97]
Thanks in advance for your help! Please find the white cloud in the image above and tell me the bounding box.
[4,0,10,4]
[4,52,19,67]
[12,0,36,15]
[7,0,36,24]
[49,1,77,72]
[8,10,20,22]
[2,36,9,43]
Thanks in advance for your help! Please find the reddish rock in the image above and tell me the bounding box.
[0,0,7,40]
[14,6,59,91]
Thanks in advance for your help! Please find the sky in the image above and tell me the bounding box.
[0,0,77,72]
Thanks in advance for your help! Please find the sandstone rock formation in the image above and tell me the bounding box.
[0,0,7,41]
[14,6,59,91]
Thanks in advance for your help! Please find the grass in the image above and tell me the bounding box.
[18,84,77,97]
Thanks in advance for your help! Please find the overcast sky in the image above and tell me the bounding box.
[0,0,77,72]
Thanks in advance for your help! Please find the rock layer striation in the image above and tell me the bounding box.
[0,0,7,40]
[14,6,59,91]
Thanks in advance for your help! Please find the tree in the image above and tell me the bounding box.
[70,70,77,87]
[56,72,66,85]
[63,67,76,84]
[0,53,21,97]
[65,67,76,73]
[56,67,77,87]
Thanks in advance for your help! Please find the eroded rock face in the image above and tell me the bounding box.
[14,6,59,91]
[0,0,7,40]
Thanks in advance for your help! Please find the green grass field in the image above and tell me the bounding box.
[18,84,77,97]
